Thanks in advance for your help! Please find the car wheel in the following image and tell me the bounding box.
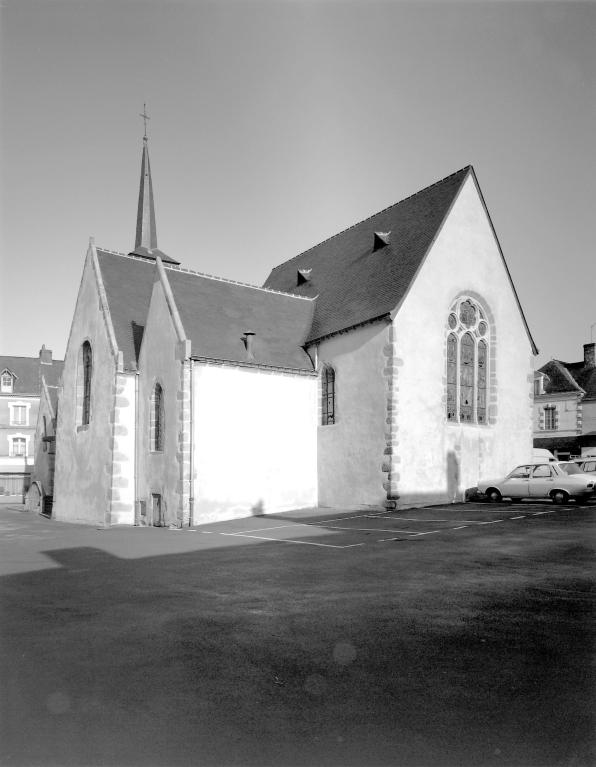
[487,489,502,503]
[551,490,569,505]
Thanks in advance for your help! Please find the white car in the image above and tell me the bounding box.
[478,462,595,505]
[569,458,596,476]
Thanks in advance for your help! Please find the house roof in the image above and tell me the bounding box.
[0,355,63,395]
[95,249,315,372]
[538,357,596,400]
[263,167,471,342]
[538,360,584,395]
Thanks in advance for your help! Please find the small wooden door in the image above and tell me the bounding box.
[151,493,164,527]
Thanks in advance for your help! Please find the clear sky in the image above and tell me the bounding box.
[1,0,594,367]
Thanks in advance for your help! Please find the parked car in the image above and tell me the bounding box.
[478,462,595,504]
[568,458,596,475]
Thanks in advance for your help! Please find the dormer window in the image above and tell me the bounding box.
[1,371,14,393]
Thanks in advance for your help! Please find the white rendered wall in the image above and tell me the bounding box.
[316,322,389,509]
[391,174,534,505]
[192,363,317,523]
[110,372,136,525]
[582,401,596,436]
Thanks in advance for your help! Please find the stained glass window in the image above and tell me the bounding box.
[445,298,490,425]
[459,333,474,422]
[477,340,487,423]
[447,334,457,420]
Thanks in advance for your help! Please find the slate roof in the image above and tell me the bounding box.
[96,249,315,372]
[96,250,156,370]
[538,358,596,400]
[168,270,315,371]
[264,166,537,353]
[0,355,63,395]
[264,167,472,341]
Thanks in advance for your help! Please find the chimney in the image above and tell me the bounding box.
[243,331,255,361]
[39,345,53,365]
[584,342,595,369]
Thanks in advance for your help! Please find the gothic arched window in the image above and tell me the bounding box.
[81,341,92,425]
[321,366,335,425]
[445,298,490,425]
[150,383,164,451]
[76,341,92,427]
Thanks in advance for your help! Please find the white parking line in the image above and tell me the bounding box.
[477,520,503,525]
[510,516,526,520]
[452,525,468,530]
[323,525,425,534]
[220,532,364,549]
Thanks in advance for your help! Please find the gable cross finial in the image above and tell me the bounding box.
[140,103,150,140]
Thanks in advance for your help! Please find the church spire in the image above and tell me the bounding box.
[129,105,179,265]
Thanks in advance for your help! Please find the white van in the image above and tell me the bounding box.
[532,448,556,462]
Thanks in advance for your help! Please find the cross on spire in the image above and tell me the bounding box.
[140,103,150,139]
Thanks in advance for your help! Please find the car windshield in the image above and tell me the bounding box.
[560,463,581,475]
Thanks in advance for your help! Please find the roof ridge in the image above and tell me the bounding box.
[96,246,315,301]
[268,165,472,273]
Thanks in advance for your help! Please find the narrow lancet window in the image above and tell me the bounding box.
[321,366,335,425]
[150,383,164,451]
[78,341,92,426]
[459,333,474,422]
[446,334,457,420]
[477,340,487,424]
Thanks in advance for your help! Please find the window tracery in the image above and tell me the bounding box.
[446,297,490,425]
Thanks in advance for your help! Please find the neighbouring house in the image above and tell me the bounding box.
[25,375,60,515]
[52,133,538,527]
[533,343,596,459]
[0,348,63,502]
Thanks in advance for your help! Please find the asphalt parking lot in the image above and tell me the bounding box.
[1,499,594,767]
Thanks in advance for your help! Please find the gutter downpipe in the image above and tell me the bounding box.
[189,359,194,527]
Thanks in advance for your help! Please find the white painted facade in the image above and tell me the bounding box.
[192,363,318,523]
[312,176,534,509]
[316,322,389,509]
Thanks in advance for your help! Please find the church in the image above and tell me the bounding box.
[52,132,537,527]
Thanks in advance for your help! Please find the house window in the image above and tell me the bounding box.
[11,405,27,426]
[150,383,164,451]
[11,437,26,457]
[445,297,491,425]
[544,406,557,430]
[321,366,335,425]
[1,372,13,393]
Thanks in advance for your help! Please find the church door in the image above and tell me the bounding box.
[151,493,164,527]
